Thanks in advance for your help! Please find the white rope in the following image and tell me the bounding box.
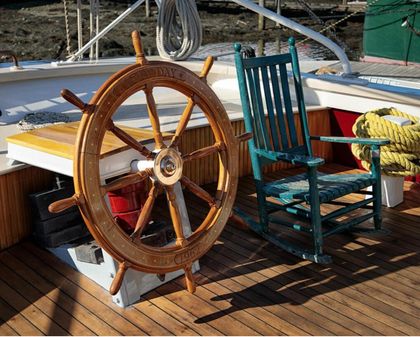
[63,0,72,57]
[156,0,202,60]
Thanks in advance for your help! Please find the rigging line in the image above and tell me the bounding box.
[298,0,382,46]
[295,0,348,50]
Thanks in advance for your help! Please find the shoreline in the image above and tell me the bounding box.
[0,1,364,61]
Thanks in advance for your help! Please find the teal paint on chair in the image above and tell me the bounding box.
[233,38,390,263]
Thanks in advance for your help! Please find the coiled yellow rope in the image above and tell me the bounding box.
[352,107,420,176]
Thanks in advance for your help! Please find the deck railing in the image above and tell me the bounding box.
[66,0,352,74]
[230,0,352,73]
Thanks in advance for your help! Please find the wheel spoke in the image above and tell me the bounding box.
[170,98,195,148]
[101,169,152,195]
[182,142,225,162]
[130,182,160,239]
[145,85,165,150]
[184,263,196,293]
[165,185,187,247]
[108,121,154,158]
[180,176,221,208]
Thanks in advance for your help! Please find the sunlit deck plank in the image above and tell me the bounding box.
[191,273,285,335]
[0,164,418,336]
[144,290,223,335]
[232,169,420,335]
[16,243,169,336]
[171,275,279,335]
[215,232,387,335]
[0,297,43,336]
[0,255,94,335]
[0,320,17,336]
[10,244,141,336]
[0,278,67,335]
[150,281,261,335]
[220,225,418,336]
[194,265,308,335]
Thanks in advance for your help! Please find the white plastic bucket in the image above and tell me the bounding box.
[381,175,404,207]
[366,175,404,207]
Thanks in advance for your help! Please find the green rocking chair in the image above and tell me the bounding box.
[234,38,389,263]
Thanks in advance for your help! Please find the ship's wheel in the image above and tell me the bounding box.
[49,31,247,295]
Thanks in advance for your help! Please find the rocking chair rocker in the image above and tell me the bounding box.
[234,38,389,263]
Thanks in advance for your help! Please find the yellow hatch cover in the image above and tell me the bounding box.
[6,122,173,160]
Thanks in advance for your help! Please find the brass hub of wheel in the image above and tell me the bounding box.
[153,148,183,185]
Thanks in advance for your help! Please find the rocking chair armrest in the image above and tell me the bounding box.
[255,149,325,167]
[310,136,390,146]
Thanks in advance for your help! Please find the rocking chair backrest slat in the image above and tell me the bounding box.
[278,63,299,148]
[269,64,289,150]
[245,67,268,150]
[290,41,313,156]
[260,65,280,152]
[234,40,312,158]
[251,67,271,150]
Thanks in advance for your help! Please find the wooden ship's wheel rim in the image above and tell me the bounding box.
[76,61,238,270]
[51,32,242,294]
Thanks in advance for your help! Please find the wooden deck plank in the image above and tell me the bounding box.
[224,223,406,334]
[11,244,140,336]
[204,248,354,335]
[160,207,317,335]
[18,243,176,335]
[0,164,418,336]
[194,274,287,335]
[220,226,412,336]
[241,198,420,305]
[1,251,103,336]
[210,238,382,336]
[0,258,94,336]
[189,200,398,335]
[233,177,419,330]
[0,298,43,336]
[325,242,420,300]
[195,265,309,336]
[233,174,420,335]
[187,206,365,335]
[17,245,173,336]
[221,223,411,336]
[0,278,67,335]
[154,281,261,335]
[131,300,199,336]
[144,290,223,335]
[0,321,17,336]
[173,274,283,336]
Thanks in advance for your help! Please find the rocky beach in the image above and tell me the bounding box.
[0,0,364,61]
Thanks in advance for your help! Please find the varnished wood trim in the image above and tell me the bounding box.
[0,166,54,251]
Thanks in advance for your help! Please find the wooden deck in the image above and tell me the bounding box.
[330,61,420,85]
[0,164,419,336]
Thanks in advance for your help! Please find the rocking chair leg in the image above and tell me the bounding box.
[308,167,323,256]
[371,145,382,230]
[373,181,383,230]
[255,180,269,233]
